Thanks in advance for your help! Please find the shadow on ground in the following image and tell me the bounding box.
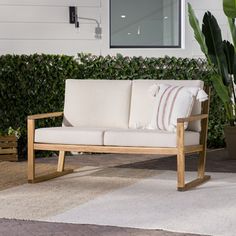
[116,149,236,173]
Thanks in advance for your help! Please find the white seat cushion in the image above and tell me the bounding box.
[104,129,200,148]
[129,80,204,131]
[63,80,132,128]
[35,127,105,145]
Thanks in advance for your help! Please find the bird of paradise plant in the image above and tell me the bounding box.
[188,2,236,126]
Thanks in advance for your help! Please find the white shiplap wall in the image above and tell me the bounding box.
[0,0,230,58]
[0,0,102,55]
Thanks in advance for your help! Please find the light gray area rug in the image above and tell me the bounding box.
[46,171,236,236]
[0,167,235,236]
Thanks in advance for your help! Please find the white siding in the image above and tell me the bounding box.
[0,0,101,55]
[0,0,229,58]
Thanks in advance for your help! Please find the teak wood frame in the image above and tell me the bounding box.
[27,88,211,191]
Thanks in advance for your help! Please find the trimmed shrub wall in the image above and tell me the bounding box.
[0,53,227,158]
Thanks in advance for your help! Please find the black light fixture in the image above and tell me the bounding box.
[69,6,102,39]
[69,6,79,28]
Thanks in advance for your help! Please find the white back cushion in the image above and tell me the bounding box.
[63,80,132,128]
[129,80,204,131]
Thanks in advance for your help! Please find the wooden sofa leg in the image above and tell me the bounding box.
[197,149,211,184]
[177,152,185,190]
[28,119,35,182]
[177,122,185,190]
[28,148,35,182]
[57,151,65,172]
[176,122,210,191]
[177,148,210,191]
[27,119,73,184]
[29,149,73,184]
[198,150,206,178]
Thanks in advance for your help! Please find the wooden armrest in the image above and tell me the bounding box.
[177,114,208,123]
[28,112,63,120]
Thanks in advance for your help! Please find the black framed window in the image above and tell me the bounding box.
[110,0,181,48]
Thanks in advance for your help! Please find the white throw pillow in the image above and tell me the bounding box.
[148,84,208,132]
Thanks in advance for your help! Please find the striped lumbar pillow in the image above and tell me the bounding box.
[148,84,208,132]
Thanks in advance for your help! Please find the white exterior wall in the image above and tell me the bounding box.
[0,0,230,58]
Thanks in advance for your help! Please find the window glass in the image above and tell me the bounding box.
[110,0,181,48]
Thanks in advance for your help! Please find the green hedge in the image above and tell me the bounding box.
[0,53,227,158]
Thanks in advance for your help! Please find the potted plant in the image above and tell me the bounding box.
[0,127,21,161]
[188,3,236,159]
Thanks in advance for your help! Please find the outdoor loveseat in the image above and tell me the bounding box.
[28,79,210,191]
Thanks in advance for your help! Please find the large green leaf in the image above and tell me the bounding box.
[210,74,231,104]
[223,40,236,74]
[223,41,236,103]
[202,12,230,85]
[223,0,236,18]
[223,41,236,102]
[188,3,209,60]
[228,18,236,49]
[211,73,235,122]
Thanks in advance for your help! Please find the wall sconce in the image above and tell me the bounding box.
[69,6,102,39]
